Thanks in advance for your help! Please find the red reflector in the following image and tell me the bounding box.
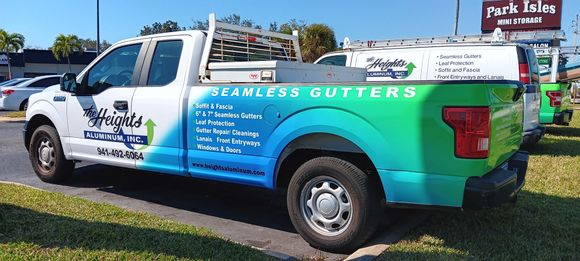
[546,91,562,107]
[519,63,530,84]
[444,107,491,159]
[1,89,14,96]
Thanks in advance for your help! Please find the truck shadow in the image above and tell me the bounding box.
[379,190,579,259]
[64,164,296,233]
[544,125,580,138]
[523,126,580,157]
[0,204,265,259]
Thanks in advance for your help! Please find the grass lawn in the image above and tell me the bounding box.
[0,183,271,260]
[379,116,580,260]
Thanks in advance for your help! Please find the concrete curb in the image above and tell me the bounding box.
[344,212,430,261]
[0,116,25,122]
[0,181,44,191]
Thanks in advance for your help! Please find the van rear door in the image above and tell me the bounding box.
[519,46,542,133]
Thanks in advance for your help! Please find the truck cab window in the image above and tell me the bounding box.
[317,55,347,66]
[85,43,142,93]
[147,40,183,86]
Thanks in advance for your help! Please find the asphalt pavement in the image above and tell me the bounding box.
[0,120,421,260]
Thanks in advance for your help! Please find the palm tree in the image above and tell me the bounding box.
[0,29,25,80]
[300,24,337,63]
[51,34,83,72]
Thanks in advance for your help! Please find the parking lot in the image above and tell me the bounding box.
[0,117,427,260]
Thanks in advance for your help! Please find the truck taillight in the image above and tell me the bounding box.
[546,91,562,107]
[1,89,14,96]
[443,107,491,159]
[519,63,530,84]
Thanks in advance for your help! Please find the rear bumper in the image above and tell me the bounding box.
[522,126,545,145]
[462,151,528,209]
[553,110,573,125]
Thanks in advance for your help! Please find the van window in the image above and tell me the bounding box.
[317,55,347,66]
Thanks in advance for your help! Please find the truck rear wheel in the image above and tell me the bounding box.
[287,157,381,253]
[29,125,74,183]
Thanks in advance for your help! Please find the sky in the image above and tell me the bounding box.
[1,0,579,49]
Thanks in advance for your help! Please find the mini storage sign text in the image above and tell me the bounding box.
[481,0,562,32]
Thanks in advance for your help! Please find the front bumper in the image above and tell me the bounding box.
[22,121,29,150]
[553,110,573,125]
[462,151,528,209]
[522,125,546,145]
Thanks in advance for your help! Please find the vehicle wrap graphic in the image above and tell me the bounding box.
[134,83,522,207]
[82,105,156,150]
[365,57,416,79]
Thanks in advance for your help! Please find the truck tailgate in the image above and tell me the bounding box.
[488,82,524,168]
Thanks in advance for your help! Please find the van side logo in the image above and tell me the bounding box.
[365,57,416,79]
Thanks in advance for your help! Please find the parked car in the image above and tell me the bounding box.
[0,75,60,111]
[315,42,544,145]
[0,78,30,87]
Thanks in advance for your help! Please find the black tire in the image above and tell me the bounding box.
[29,125,74,183]
[20,99,28,111]
[287,157,382,253]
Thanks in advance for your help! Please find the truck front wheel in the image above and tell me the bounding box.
[29,125,74,183]
[287,157,381,253]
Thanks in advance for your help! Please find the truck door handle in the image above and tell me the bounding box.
[113,100,128,111]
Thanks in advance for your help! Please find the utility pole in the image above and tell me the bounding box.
[573,14,579,47]
[454,0,460,35]
[96,0,101,55]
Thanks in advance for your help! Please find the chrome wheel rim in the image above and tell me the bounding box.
[37,138,55,172]
[300,176,353,236]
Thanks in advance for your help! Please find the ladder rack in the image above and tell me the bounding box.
[343,28,566,50]
[560,46,580,55]
[199,13,302,80]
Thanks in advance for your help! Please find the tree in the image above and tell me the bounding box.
[278,19,308,49]
[190,14,262,30]
[79,38,111,52]
[300,24,337,62]
[0,29,25,80]
[51,34,83,72]
[140,20,185,36]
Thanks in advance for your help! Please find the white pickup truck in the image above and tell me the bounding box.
[24,14,528,252]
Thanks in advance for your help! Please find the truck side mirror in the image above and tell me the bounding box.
[60,73,78,93]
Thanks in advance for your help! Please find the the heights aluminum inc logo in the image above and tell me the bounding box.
[81,105,156,150]
[365,57,416,79]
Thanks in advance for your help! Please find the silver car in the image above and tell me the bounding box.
[0,75,60,111]
[0,78,30,87]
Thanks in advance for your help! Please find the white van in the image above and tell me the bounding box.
[315,43,544,145]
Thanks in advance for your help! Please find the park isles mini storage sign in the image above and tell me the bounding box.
[481,0,562,32]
